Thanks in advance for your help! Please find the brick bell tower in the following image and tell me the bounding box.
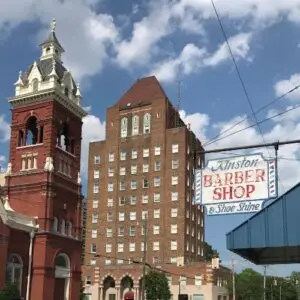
[6,19,87,300]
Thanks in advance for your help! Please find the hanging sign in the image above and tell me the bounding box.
[194,153,277,215]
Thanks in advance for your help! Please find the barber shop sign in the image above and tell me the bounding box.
[194,154,277,216]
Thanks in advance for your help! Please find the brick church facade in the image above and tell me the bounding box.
[0,19,86,300]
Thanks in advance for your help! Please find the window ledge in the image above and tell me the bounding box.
[17,143,43,149]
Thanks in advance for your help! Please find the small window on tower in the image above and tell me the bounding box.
[64,88,69,97]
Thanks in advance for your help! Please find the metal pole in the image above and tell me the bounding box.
[141,216,148,300]
[232,259,236,300]
[26,230,35,300]
[263,266,267,300]
[198,139,300,154]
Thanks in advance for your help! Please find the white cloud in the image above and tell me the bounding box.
[274,73,300,102]
[81,114,106,175]
[0,115,10,142]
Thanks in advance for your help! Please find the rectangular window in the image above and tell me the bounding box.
[118,243,124,253]
[130,212,136,221]
[93,170,100,179]
[153,241,160,251]
[120,151,126,161]
[120,167,126,176]
[142,194,149,204]
[195,275,202,286]
[131,150,137,159]
[92,214,98,224]
[119,182,125,191]
[92,200,98,209]
[117,259,124,264]
[153,193,160,203]
[143,149,149,158]
[105,259,112,265]
[106,228,113,237]
[171,208,178,217]
[129,243,136,252]
[154,146,161,156]
[171,224,178,234]
[131,196,137,205]
[91,230,97,238]
[119,212,125,221]
[107,212,113,222]
[172,144,179,153]
[108,153,114,162]
[106,244,112,253]
[108,168,114,177]
[131,180,137,190]
[142,210,148,220]
[172,159,179,169]
[129,226,136,236]
[154,209,160,219]
[153,225,160,235]
[131,165,137,175]
[180,276,187,286]
[107,183,113,192]
[107,197,113,207]
[94,156,100,164]
[170,257,177,264]
[143,179,149,188]
[90,259,96,265]
[171,176,178,185]
[172,192,178,201]
[154,176,160,187]
[118,226,124,236]
[143,164,149,173]
[141,242,146,251]
[154,161,161,171]
[171,240,177,250]
[93,184,99,194]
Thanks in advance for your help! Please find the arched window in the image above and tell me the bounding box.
[53,217,58,232]
[67,221,73,236]
[61,219,66,235]
[32,78,39,92]
[120,117,128,138]
[143,113,151,134]
[6,254,23,293]
[57,123,70,152]
[132,115,139,136]
[25,116,38,145]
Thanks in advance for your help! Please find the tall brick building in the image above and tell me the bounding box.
[0,20,86,300]
[84,77,229,300]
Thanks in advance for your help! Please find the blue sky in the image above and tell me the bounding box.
[1,0,300,277]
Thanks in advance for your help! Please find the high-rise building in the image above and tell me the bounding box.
[0,19,86,300]
[84,77,229,300]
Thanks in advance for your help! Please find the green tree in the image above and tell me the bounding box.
[0,282,21,300]
[145,270,171,300]
[202,241,219,261]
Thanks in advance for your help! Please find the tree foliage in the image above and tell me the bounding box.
[145,270,171,300]
[0,282,21,300]
[203,241,219,261]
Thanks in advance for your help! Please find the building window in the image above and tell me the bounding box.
[172,192,178,201]
[94,156,100,164]
[120,167,126,176]
[132,115,139,136]
[93,184,99,194]
[141,242,146,252]
[171,224,178,234]
[172,176,178,185]
[171,208,178,217]
[131,165,137,175]
[91,244,97,253]
[92,214,98,224]
[143,113,151,134]
[170,257,177,264]
[154,209,160,219]
[107,198,113,207]
[129,242,136,252]
[153,241,160,251]
[120,151,126,161]
[108,153,115,162]
[130,212,136,221]
[131,196,137,205]
[153,193,160,203]
[154,146,161,156]
[53,217,58,232]
[143,164,149,173]
[171,241,177,250]
[108,168,114,177]
[172,159,179,169]
[118,226,124,236]
[129,226,136,236]
[105,259,112,265]
[117,259,124,264]
[154,161,161,171]
[195,275,202,286]
[172,144,179,153]
[119,182,126,191]
[143,149,149,158]
[106,228,113,237]
[93,170,100,179]
[119,212,125,221]
[143,179,149,188]
[6,254,23,293]
[142,194,149,203]
[118,243,124,253]
[132,150,137,159]
[92,200,98,209]
[91,230,97,238]
[154,176,160,187]
[120,117,128,138]
[153,225,160,235]
[107,212,113,222]
[90,259,96,265]
[142,210,148,220]
[108,183,114,191]
[106,244,112,253]
[131,180,137,190]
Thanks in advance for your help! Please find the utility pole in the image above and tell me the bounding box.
[231,258,236,300]
[141,216,148,300]
[263,265,267,300]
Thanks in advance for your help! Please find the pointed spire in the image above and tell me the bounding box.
[76,83,82,97]
[14,71,24,86]
[49,58,58,78]
[51,18,56,32]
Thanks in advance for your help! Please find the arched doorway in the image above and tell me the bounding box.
[120,276,134,300]
[54,253,70,300]
[103,276,116,300]
[6,254,23,295]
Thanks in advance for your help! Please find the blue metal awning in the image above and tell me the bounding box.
[226,182,300,265]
